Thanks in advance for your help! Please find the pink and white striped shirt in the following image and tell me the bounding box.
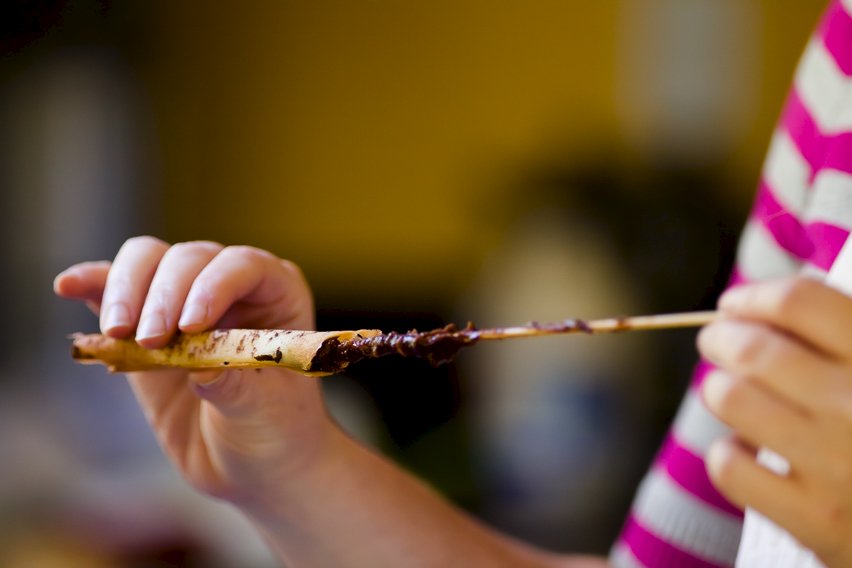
[610,1,852,565]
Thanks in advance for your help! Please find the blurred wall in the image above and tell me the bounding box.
[136,0,823,307]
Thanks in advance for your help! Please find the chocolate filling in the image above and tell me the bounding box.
[308,318,593,374]
[310,323,480,373]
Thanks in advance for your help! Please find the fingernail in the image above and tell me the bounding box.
[701,371,729,411]
[55,268,77,282]
[53,268,79,294]
[136,313,167,341]
[179,302,208,328]
[104,303,131,333]
[705,438,728,479]
[696,323,717,353]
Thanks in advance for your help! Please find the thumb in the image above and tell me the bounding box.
[188,369,224,386]
[189,368,315,420]
[188,369,252,416]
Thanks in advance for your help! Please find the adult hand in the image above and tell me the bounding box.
[54,236,332,512]
[698,276,852,567]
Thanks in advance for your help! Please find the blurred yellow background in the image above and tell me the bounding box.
[135,0,820,304]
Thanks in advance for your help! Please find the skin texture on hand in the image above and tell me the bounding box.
[698,276,852,567]
[55,236,607,568]
[54,236,330,507]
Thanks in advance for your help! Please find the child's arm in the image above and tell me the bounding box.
[55,236,606,568]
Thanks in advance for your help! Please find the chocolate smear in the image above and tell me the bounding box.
[309,323,481,374]
[308,319,594,374]
[254,347,283,363]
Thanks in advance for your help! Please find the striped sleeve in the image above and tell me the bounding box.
[796,0,852,273]
[608,2,847,563]
[736,2,852,564]
[609,368,746,567]
[610,179,806,566]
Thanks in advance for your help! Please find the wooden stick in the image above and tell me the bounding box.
[474,310,717,340]
[70,310,718,375]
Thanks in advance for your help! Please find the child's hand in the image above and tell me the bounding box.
[698,277,852,567]
[54,236,335,513]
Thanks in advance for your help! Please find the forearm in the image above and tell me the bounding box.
[240,426,605,568]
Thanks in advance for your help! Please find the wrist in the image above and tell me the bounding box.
[227,407,355,524]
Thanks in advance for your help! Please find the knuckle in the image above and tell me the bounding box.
[280,258,307,283]
[188,239,222,250]
[714,379,748,420]
[824,451,852,487]
[102,275,131,303]
[706,440,738,490]
[144,287,173,312]
[728,329,769,369]
[124,235,168,251]
[820,378,852,425]
[809,498,848,546]
[167,240,223,258]
[837,393,852,426]
[187,277,215,302]
[221,244,276,262]
[771,278,812,319]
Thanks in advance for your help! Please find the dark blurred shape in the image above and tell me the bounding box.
[318,309,479,508]
[0,1,129,60]
[0,0,69,57]
[506,156,743,307]
[456,154,746,553]
[319,310,462,446]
